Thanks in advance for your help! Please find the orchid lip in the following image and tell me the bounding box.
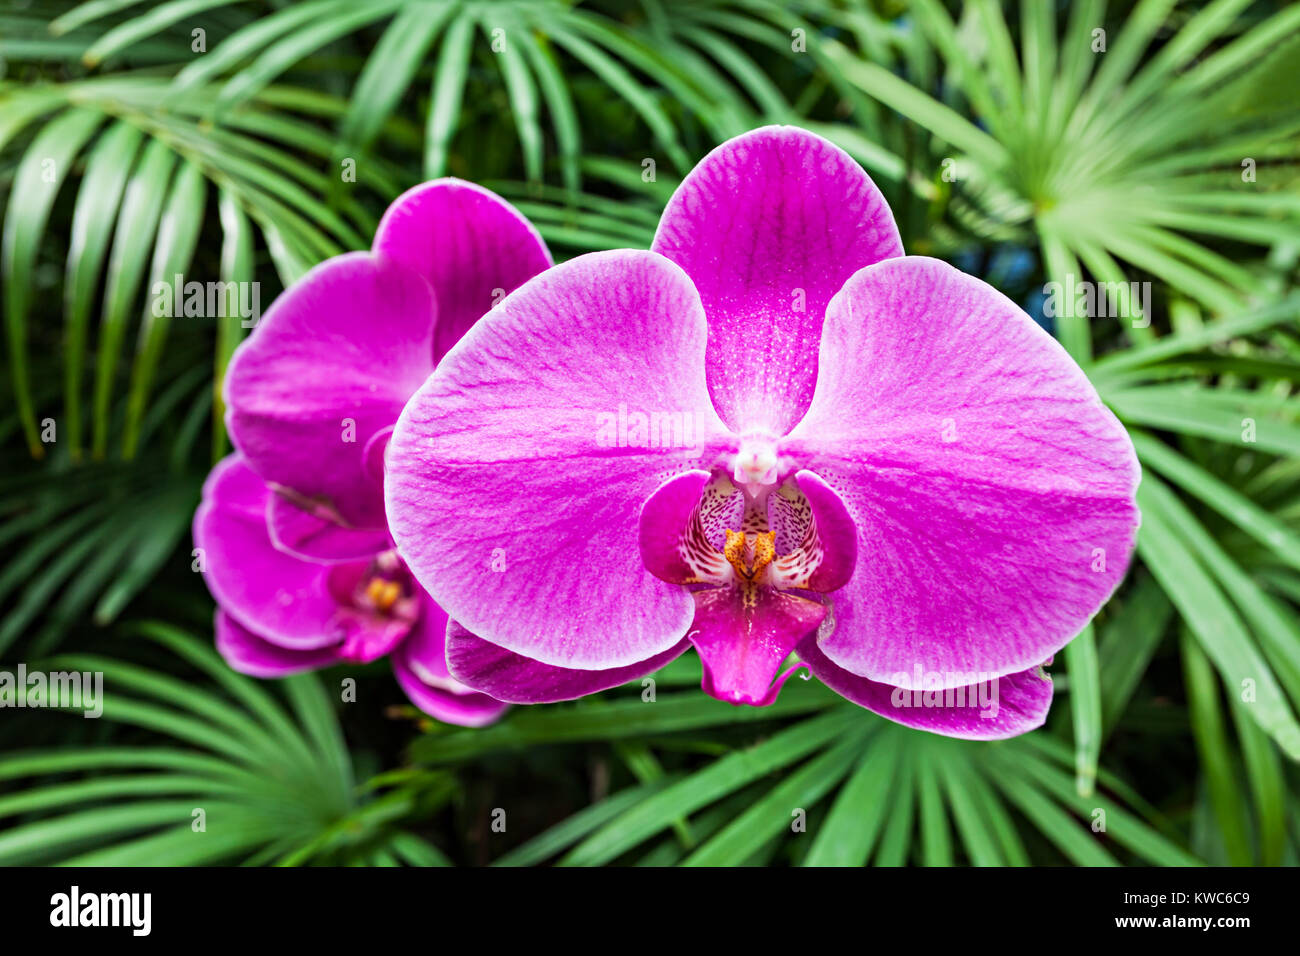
[639,469,853,708]
[703,658,810,707]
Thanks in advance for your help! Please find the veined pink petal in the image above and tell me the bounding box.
[768,470,857,593]
[373,178,553,362]
[652,125,902,436]
[215,611,344,678]
[797,634,1053,739]
[194,455,355,650]
[639,470,738,586]
[224,252,437,529]
[784,256,1140,687]
[385,250,732,670]
[446,621,690,704]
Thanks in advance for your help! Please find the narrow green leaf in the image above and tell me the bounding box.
[1229,694,1286,866]
[560,709,859,866]
[424,13,476,179]
[802,729,900,866]
[517,32,581,193]
[122,160,206,457]
[825,40,1007,170]
[1065,625,1101,796]
[683,725,868,866]
[339,3,449,152]
[873,750,915,866]
[1181,633,1253,865]
[493,779,676,867]
[63,120,143,460]
[91,137,176,458]
[916,750,953,866]
[2,107,103,456]
[1133,431,1300,573]
[1137,478,1300,759]
[82,0,242,67]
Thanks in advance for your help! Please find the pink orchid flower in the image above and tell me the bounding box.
[194,180,552,726]
[384,126,1141,740]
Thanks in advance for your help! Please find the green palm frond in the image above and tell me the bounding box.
[1,76,398,460]
[835,0,1299,357]
[464,694,1199,867]
[0,624,455,865]
[45,0,852,189]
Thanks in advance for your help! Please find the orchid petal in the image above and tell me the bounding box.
[652,125,902,435]
[266,490,392,564]
[193,455,352,649]
[691,587,826,706]
[784,256,1139,686]
[215,611,343,678]
[798,634,1054,739]
[373,179,553,361]
[224,252,436,528]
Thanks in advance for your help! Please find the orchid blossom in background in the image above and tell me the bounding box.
[384,127,1140,739]
[194,180,552,726]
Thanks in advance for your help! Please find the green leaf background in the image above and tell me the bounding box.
[1,0,1298,865]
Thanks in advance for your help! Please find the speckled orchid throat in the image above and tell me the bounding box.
[640,447,858,705]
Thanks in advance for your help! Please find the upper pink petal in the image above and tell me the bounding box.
[651,125,902,437]
[373,178,553,362]
[265,491,392,564]
[385,250,732,670]
[223,252,437,528]
[784,256,1139,686]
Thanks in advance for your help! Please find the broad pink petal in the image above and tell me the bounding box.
[224,252,437,528]
[215,611,343,678]
[652,125,902,436]
[386,250,732,670]
[446,620,690,704]
[193,455,353,649]
[784,257,1140,686]
[691,587,826,706]
[797,635,1053,739]
[373,179,553,362]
